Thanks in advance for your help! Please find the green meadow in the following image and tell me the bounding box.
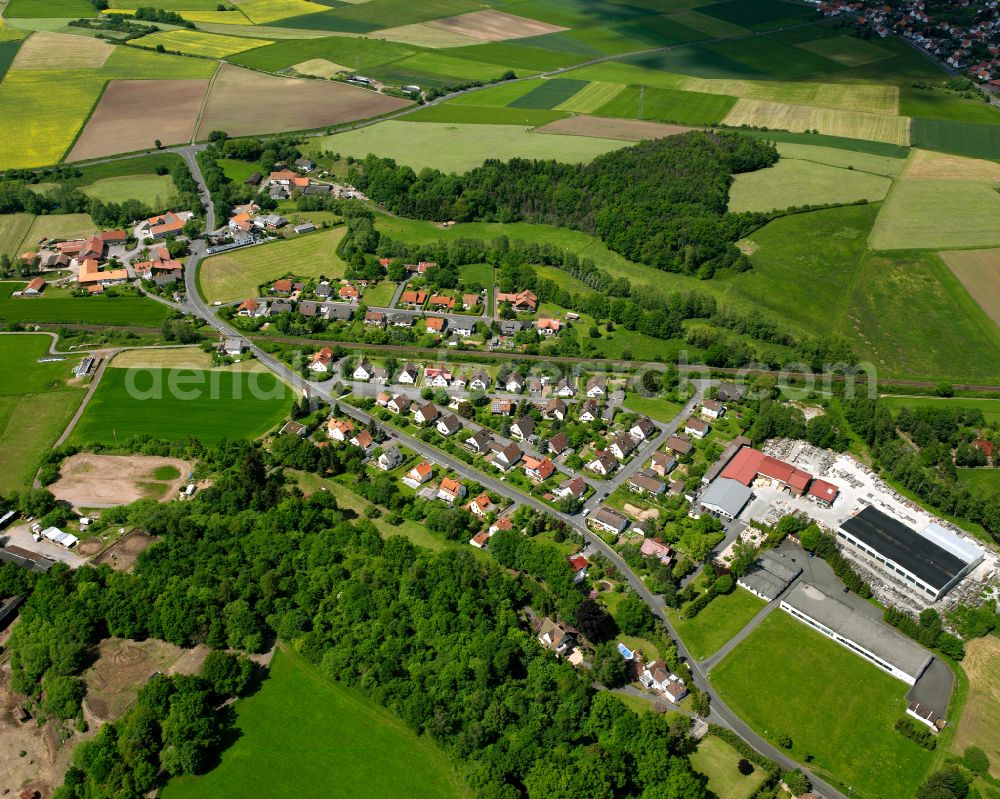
[0,283,171,327]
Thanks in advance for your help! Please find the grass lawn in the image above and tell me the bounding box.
[957,468,1000,491]
[666,589,766,661]
[19,213,96,248]
[0,283,171,326]
[728,157,891,212]
[361,280,396,307]
[711,611,935,799]
[218,158,260,184]
[690,736,769,799]
[312,121,626,173]
[0,334,85,491]
[70,367,291,446]
[198,228,348,303]
[457,261,492,289]
[81,174,177,205]
[878,396,1000,425]
[163,646,467,799]
[621,393,683,423]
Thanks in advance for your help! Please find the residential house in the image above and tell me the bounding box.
[536,318,561,336]
[586,376,607,398]
[424,366,451,387]
[505,372,525,393]
[426,317,447,335]
[589,506,629,536]
[295,158,315,172]
[397,363,418,384]
[510,417,535,441]
[702,399,725,420]
[465,429,493,454]
[323,303,354,322]
[462,293,479,310]
[22,277,45,296]
[364,310,386,327]
[377,446,403,471]
[685,417,709,439]
[339,283,360,302]
[668,479,686,497]
[544,398,567,421]
[309,347,335,373]
[350,429,374,452]
[429,295,455,311]
[400,289,426,306]
[649,451,676,478]
[716,382,745,403]
[628,469,665,496]
[327,418,355,441]
[404,461,434,486]
[568,554,589,583]
[587,452,618,476]
[222,337,245,357]
[389,313,414,328]
[279,420,307,438]
[469,531,491,549]
[492,443,522,471]
[469,371,490,391]
[489,517,513,534]
[388,394,411,415]
[375,391,392,407]
[270,299,293,315]
[555,476,587,500]
[496,289,538,313]
[523,455,555,483]
[137,211,191,240]
[77,258,128,287]
[237,298,263,317]
[639,661,686,702]
[665,435,693,457]
[553,378,576,398]
[640,538,673,564]
[610,433,638,460]
[467,493,497,518]
[630,416,656,441]
[353,359,374,381]
[537,617,574,655]
[437,477,466,503]
[491,398,512,416]
[414,402,439,425]
[452,321,474,337]
[547,432,570,456]
[371,367,388,384]
[578,400,600,423]
[436,414,462,437]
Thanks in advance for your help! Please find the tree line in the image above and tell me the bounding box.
[349,131,778,278]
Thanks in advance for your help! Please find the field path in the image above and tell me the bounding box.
[192,61,223,145]
[52,353,112,450]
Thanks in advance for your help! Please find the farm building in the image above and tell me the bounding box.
[836,506,984,602]
[781,582,934,686]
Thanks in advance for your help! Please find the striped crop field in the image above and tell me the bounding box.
[722,98,910,145]
[554,80,624,113]
[684,77,899,115]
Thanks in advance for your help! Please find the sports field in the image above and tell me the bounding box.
[728,157,891,212]
[195,64,411,139]
[314,121,625,172]
[939,248,1000,327]
[0,282,171,326]
[711,611,934,799]
[198,228,348,303]
[869,179,1000,250]
[69,366,290,446]
[690,736,769,799]
[68,79,209,161]
[666,589,766,661]
[953,636,1000,778]
[0,334,85,492]
[80,174,177,205]
[133,29,273,58]
[162,647,467,799]
[722,98,910,145]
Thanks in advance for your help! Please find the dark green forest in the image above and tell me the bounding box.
[350,132,778,278]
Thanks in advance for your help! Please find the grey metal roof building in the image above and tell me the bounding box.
[838,506,984,601]
[737,550,801,601]
[699,477,753,520]
[781,582,933,685]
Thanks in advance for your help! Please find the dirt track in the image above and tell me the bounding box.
[50,453,192,507]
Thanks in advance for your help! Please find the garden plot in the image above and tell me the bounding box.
[68,79,209,161]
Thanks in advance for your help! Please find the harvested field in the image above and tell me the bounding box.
[795,34,894,67]
[685,77,899,115]
[111,345,213,370]
[67,79,209,162]
[133,29,272,58]
[90,529,157,571]
[195,64,410,139]
[554,80,623,113]
[535,115,696,141]
[292,57,349,78]
[954,636,1000,777]
[83,638,206,723]
[870,179,1000,250]
[10,30,112,70]
[50,453,193,507]
[722,98,910,145]
[424,9,565,41]
[939,248,1000,328]
[903,148,1000,180]
[374,22,480,48]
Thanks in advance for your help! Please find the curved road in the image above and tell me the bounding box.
[175,153,848,799]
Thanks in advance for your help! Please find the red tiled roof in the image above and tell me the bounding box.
[808,478,839,503]
[721,447,813,492]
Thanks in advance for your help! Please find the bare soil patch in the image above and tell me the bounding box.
[939,248,1000,328]
[50,453,192,507]
[424,9,565,41]
[90,528,157,571]
[904,148,1000,180]
[536,115,697,141]
[83,638,207,724]
[67,79,210,162]
[623,502,658,521]
[196,64,411,139]
[11,30,113,70]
